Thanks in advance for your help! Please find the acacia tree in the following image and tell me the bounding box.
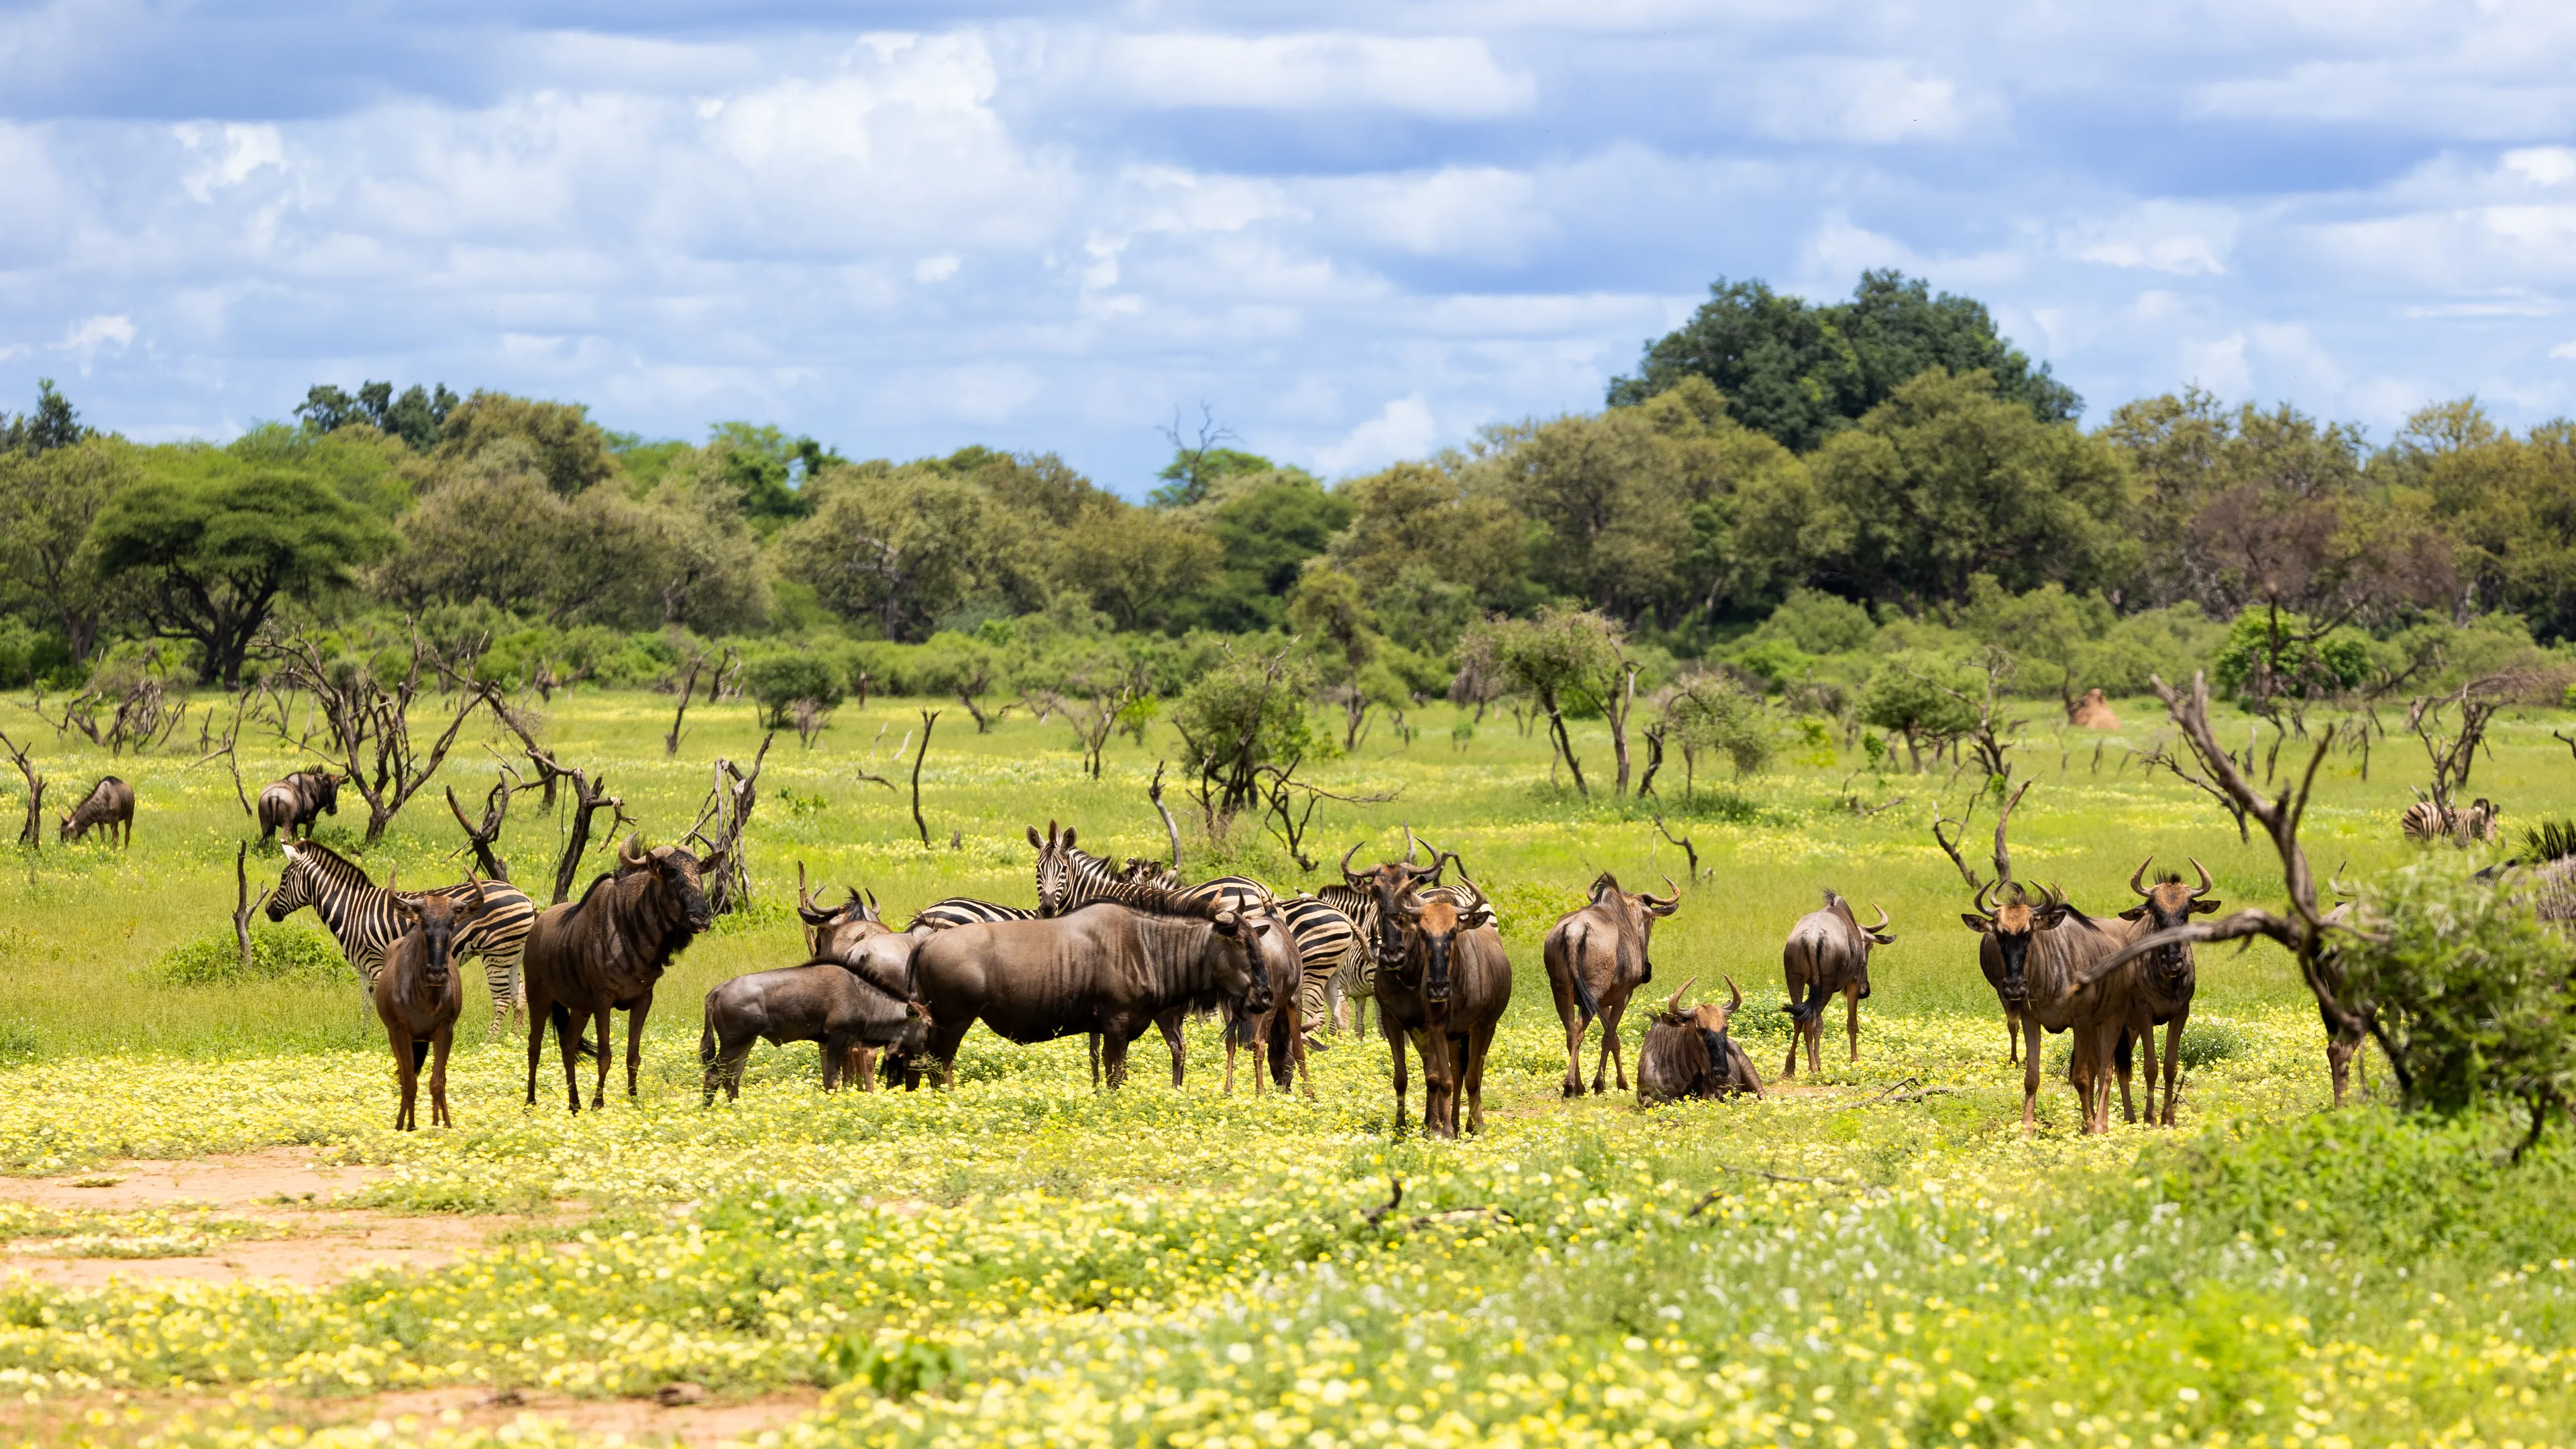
[1472,608,1640,797]
[0,435,136,663]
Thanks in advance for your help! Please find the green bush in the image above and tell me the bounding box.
[2210,609,2371,698]
[2177,1016,2247,1069]
[152,924,348,987]
[743,650,846,728]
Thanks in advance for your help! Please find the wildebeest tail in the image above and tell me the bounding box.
[1782,976,1829,1025]
[1267,1007,1293,1089]
[1565,923,1602,1025]
[409,1040,430,1071]
[699,1017,716,1068]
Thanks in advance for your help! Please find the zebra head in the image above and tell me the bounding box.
[267,841,319,922]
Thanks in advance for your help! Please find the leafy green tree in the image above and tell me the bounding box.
[1287,565,1385,749]
[2383,399,2576,642]
[1858,653,1980,771]
[1955,576,2114,716]
[1609,270,2080,453]
[1,378,87,454]
[1149,406,1273,508]
[1372,564,1477,657]
[0,435,138,661]
[295,381,458,451]
[91,467,392,686]
[1660,674,1773,798]
[1180,472,1350,631]
[429,391,619,498]
[1805,369,2132,609]
[1055,504,1220,632]
[782,464,1036,641]
[1472,608,1640,796]
[744,651,845,729]
[1171,647,1317,820]
[1330,461,1527,609]
[702,421,839,526]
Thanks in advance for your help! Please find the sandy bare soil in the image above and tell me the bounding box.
[0,1148,576,1288]
[0,1385,825,1448]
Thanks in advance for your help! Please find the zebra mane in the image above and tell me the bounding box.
[1061,843,1226,919]
[290,840,383,892]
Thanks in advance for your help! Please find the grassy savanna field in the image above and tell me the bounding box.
[3,686,2576,1449]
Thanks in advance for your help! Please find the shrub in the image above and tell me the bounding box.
[2210,609,2371,699]
[153,924,347,987]
[2176,1016,2247,1069]
[744,651,846,729]
[1662,674,1774,779]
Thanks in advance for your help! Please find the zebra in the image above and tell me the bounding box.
[268,840,536,1036]
[1026,824,1357,1038]
[904,896,1038,932]
[2402,796,2499,845]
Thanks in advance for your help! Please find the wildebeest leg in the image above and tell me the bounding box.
[525,991,551,1108]
[1159,1014,1187,1088]
[2019,1020,2044,1135]
[624,993,653,1098]
[1087,1034,1100,1090]
[2159,1012,2186,1126]
[1558,977,1589,1097]
[553,1006,587,1113]
[1386,1016,1411,1133]
[1420,1027,1458,1140]
[1780,973,1802,1081]
[852,1045,877,1093]
[390,1028,418,1132]
[1462,1026,1495,1134]
[1103,1026,1132,1091]
[1806,1003,1823,1077]
[821,1034,844,1091]
[588,1006,613,1110]
[1845,985,1862,1064]
[429,1025,454,1129]
[2113,1026,2138,1126]
[1597,1000,1630,1093]
[1291,1014,1315,1100]
[2004,1006,2021,1065]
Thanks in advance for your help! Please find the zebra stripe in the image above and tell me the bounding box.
[904,897,1038,932]
[268,841,535,1026]
[1035,845,1356,1030]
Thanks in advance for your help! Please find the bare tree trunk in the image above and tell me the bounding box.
[232,842,268,974]
[1150,760,1182,871]
[911,710,939,847]
[1608,661,1639,796]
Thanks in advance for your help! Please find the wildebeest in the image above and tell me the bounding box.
[907,900,1276,1089]
[699,941,923,1104]
[58,776,132,847]
[2111,856,2218,1126]
[1346,848,1512,1138]
[1779,890,1894,1078]
[1637,975,1765,1106]
[1542,871,1681,1096]
[521,837,722,1113]
[1222,896,1313,1097]
[268,840,535,1035]
[257,769,339,845]
[1962,879,2137,1134]
[374,881,489,1131]
[794,867,904,1085]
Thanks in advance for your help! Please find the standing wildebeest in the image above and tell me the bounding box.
[58,777,133,847]
[908,901,1276,1089]
[374,881,489,1131]
[257,770,339,845]
[2110,857,2218,1126]
[1346,847,1512,1138]
[1637,976,1765,1106]
[521,837,722,1114]
[1222,898,1313,1097]
[699,940,924,1104]
[1962,879,2138,1134]
[1542,871,1681,1096]
[268,841,536,1035]
[796,869,903,1086]
[1779,890,1894,1078]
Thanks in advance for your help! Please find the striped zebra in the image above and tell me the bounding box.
[268,840,536,1036]
[2402,796,2500,845]
[1026,824,1356,1036]
[904,896,1038,932]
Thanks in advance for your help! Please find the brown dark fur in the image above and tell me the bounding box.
[1375,885,1512,1139]
[1636,975,1766,1105]
[58,776,133,847]
[375,882,488,1131]
[2112,857,2219,1126]
[256,770,338,844]
[1542,871,1680,1097]
[1779,890,1893,1076]
[521,839,722,1114]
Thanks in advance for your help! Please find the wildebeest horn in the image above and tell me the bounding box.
[1971,878,1996,913]
[1340,842,1366,882]
[2187,857,2214,896]
[2129,856,2155,898]
[1867,902,1890,932]
[1402,824,1420,863]
[1664,975,1698,1017]
[616,833,645,869]
[1724,974,1741,1013]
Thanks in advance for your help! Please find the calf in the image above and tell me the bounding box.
[375,881,489,1131]
[58,776,133,847]
[1637,976,1765,1105]
[700,939,924,1104]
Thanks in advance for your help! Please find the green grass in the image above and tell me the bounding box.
[1,688,2574,1447]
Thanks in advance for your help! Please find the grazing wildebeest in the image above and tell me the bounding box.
[2111,856,2218,1126]
[1778,890,1894,1078]
[1542,871,1682,1096]
[268,841,536,1035]
[699,941,924,1104]
[521,837,722,1114]
[58,776,133,847]
[256,770,339,845]
[908,900,1276,1089]
[1636,976,1765,1106]
[374,881,489,1131]
[1345,847,1511,1138]
[1962,879,2137,1134]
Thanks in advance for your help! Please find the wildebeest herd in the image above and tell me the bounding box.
[207,759,2284,1140]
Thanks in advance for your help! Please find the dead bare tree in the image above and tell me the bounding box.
[1,731,45,848]
[445,773,515,881]
[231,842,270,975]
[910,709,939,847]
[193,689,258,822]
[2138,731,2254,843]
[1906,648,2023,784]
[1651,814,1704,883]
[1148,760,1182,871]
[32,652,193,756]
[684,732,773,915]
[1930,777,2034,892]
[665,653,705,757]
[258,625,500,843]
[511,742,633,904]
[1257,768,1399,872]
[2404,676,2513,822]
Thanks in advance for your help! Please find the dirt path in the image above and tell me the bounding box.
[0,1148,576,1288]
[0,1385,824,1448]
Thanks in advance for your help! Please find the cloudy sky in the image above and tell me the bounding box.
[5,1,2576,492]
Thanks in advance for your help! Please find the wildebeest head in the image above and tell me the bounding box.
[2117,855,2217,982]
[391,878,488,987]
[1028,819,1077,916]
[1395,887,1494,1005]
[1593,870,1684,930]
[1208,906,1278,1016]
[1961,879,2071,1004]
[1344,841,1446,969]
[314,771,341,816]
[1657,973,1743,1075]
[616,835,722,936]
[796,861,883,956]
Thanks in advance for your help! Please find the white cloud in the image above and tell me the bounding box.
[1093,33,1534,118]
[914,254,961,283]
[2552,341,2576,360]
[1315,396,1438,474]
[2068,202,2238,276]
[174,122,283,201]
[56,313,133,372]
[1752,60,1989,144]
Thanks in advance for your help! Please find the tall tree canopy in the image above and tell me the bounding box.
[1609,270,2081,453]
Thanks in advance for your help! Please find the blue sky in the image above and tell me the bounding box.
[6,1,2576,494]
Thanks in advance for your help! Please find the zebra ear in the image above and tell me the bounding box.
[1027,824,1044,850]
[1063,826,1077,850]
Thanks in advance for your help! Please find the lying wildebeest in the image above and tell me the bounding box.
[521,837,722,1114]
[1542,871,1682,1096]
[58,776,133,847]
[699,940,924,1104]
[257,769,339,845]
[1637,975,1765,1106]
[1344,847,1511,1138]
[374,880,490,1131]
[907,900,1276,1089]
[1963,879,2136,1134]
[1779,890,1893,1077]
[2111,856,2218,1127]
